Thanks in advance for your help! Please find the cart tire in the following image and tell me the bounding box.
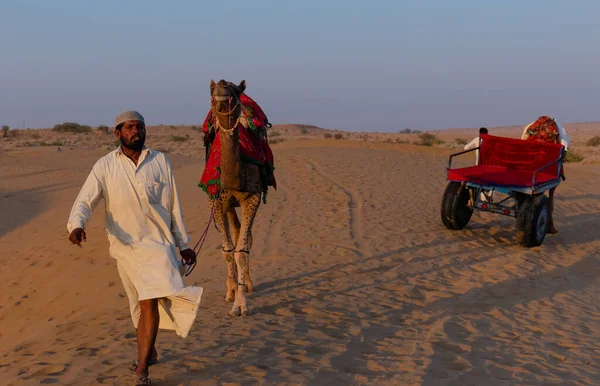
[516,195,549,247]
[441,182,473,230]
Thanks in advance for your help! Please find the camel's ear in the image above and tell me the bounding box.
[238,80,246,93]
[210,79,216,94]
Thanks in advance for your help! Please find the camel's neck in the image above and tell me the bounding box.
[216,106,243,190]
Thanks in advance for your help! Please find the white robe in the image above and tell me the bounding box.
[67,146,202,338]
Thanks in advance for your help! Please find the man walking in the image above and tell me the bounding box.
[67,110,202,386]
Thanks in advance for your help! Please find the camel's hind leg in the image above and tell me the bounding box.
[227,207,254,293]
[211,197,236,302]
[230,193,261,316]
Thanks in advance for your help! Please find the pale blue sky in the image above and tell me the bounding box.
[1,0,599,131]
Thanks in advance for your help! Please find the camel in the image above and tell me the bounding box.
[204,79,267,316]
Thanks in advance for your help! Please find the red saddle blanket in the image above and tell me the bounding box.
[199,94,276,201]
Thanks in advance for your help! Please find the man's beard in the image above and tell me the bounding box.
[121,135,145,151]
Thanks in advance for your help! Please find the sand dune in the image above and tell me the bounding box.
[1,136,599,385]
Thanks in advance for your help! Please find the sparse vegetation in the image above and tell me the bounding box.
[31,133,41,140]
[586,136,600,147]
[96,125,109,133]
[171,134,189,142]
[412,130,422,134]
[191,125,200,131]
[270,138,285,144]
[565,151,584,163]
[300,127,309,135]
[52,122,92,133]
[324,133,332,139]
[334,133,344,140]
[455,138,468,145]
[385,138,409,144]
[416,133,444,146]
[270,131,281,137]
[2,125,9,137]
[39,141,64,147]
[170,125,177,129]
[399,128,412,134]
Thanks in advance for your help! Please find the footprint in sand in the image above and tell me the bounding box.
[22,364,67,380]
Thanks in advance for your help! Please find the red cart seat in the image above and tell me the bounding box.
[447,134,563,188]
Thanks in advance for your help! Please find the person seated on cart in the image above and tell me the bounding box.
[521,116,570,234]
[464,127,490,201]
[464,127,488,165]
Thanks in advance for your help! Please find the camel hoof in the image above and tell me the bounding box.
[246,286,255,293]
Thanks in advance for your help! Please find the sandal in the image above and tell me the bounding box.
[134,376,152,385]
[128,358,159,372]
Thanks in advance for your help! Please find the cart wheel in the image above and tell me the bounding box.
[441,182,473,230]
[516,195,549,247]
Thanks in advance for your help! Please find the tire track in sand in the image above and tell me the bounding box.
[295,156,368,256]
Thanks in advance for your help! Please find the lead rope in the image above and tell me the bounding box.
[183,207,215,277]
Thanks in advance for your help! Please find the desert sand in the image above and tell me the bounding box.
[0,124,599,385]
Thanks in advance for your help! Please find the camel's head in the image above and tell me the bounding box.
[210,79,246,115]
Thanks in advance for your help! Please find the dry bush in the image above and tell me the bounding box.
[416,133,444,146]
[586,136,600,147]
[324,133,332,139]
[52,122,92,133]
[171,135,189,142]
[565,151,584,163]
[334,133,344,140]
[455,138,468,145]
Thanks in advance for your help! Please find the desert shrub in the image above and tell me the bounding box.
[300,127,309,135]
[96,125,109,133]
[455,138,468,145]
[191,125,201,131]
[399,128,412,134]
[586,136,600,147]
[52,122,92,133]
[170,125,177,129]
[386,138,409,144]
[171,134,189,142]
[40,141,64,146]
[334,133,344,140]
[416,133,443,146]
[1,125,9,137]
[324,133,332,139]
[270,131,281,137]
[565,151,584,163]
[270,138,285,144]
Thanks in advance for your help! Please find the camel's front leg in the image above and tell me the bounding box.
[210,197,236,302]
[230,193,261,316]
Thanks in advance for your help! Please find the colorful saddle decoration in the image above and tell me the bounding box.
[524,116,560,144]
[199,93,276,202]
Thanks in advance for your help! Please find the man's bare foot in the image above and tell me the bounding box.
[548,225,559,234]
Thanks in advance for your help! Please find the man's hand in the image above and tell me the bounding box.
[69,228,87,247]
[180,248,197,266]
